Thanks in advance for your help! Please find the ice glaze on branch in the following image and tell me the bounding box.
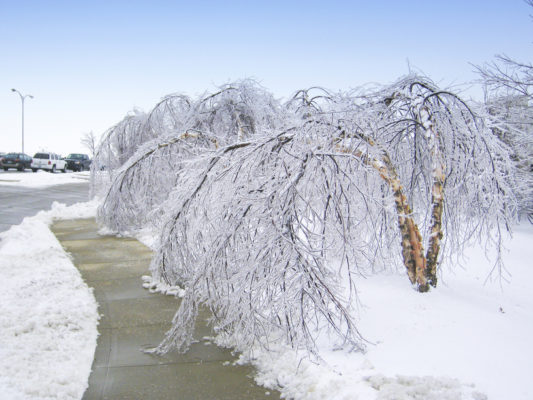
[92,76,518,355]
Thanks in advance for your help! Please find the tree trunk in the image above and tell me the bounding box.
[338,141,432,292]
[381,156,430,292]
[421,107,445,289]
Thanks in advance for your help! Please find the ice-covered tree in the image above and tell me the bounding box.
[476,54,532,100]
[474,0,533,220]
[481,95,532,221]
[133,75,518,355]
[90,110,150,197]
[94,80,286,229]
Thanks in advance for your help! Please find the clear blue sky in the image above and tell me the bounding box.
[1,0,531,156]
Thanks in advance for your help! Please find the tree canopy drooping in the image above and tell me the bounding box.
[92,76,519,354]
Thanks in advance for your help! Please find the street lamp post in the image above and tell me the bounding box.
[11,89,33,154]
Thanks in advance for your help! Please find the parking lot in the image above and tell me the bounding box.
[0,171,90,233]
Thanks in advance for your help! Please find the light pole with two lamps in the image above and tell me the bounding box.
[11,88,34,154]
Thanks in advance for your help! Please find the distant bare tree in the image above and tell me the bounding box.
[81,131,98,157]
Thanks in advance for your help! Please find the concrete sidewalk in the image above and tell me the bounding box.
[51,218,279,400]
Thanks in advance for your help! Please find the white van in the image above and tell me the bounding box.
[31,152,67,173]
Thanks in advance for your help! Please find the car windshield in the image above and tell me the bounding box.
[33,153,50,159]
[67,154,83,159]
[5,153,21,159]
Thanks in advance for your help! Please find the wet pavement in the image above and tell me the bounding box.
[51,218,280,400]
[0,181,90,232]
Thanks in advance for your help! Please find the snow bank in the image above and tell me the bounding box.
[215,223,533,400]
[0,200,99,400]
[0,171,90,188]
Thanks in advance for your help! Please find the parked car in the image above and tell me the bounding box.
[31,152,67,173]
[1,153,33,171]
[64,153,91,171]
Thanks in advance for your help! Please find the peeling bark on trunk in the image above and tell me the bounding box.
[337,141,431,292]
[422,107,445,289]
[378,155,430,292]
[425,183,443,288]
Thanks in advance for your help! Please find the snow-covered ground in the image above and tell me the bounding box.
[1,172,532,399]
[0,200,99,400]
[231,223,533,400]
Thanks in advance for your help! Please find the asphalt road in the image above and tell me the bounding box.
[0,181,90,233]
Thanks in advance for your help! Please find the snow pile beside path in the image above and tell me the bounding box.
[0,170,90,188]
[40,199,100,223]
[0,200,99,399]
[141,275,186,297]
[216,223,533,400]
[233,346,484,400]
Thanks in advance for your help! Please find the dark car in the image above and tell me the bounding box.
[64,153,91,171]
[1,153,32,171]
